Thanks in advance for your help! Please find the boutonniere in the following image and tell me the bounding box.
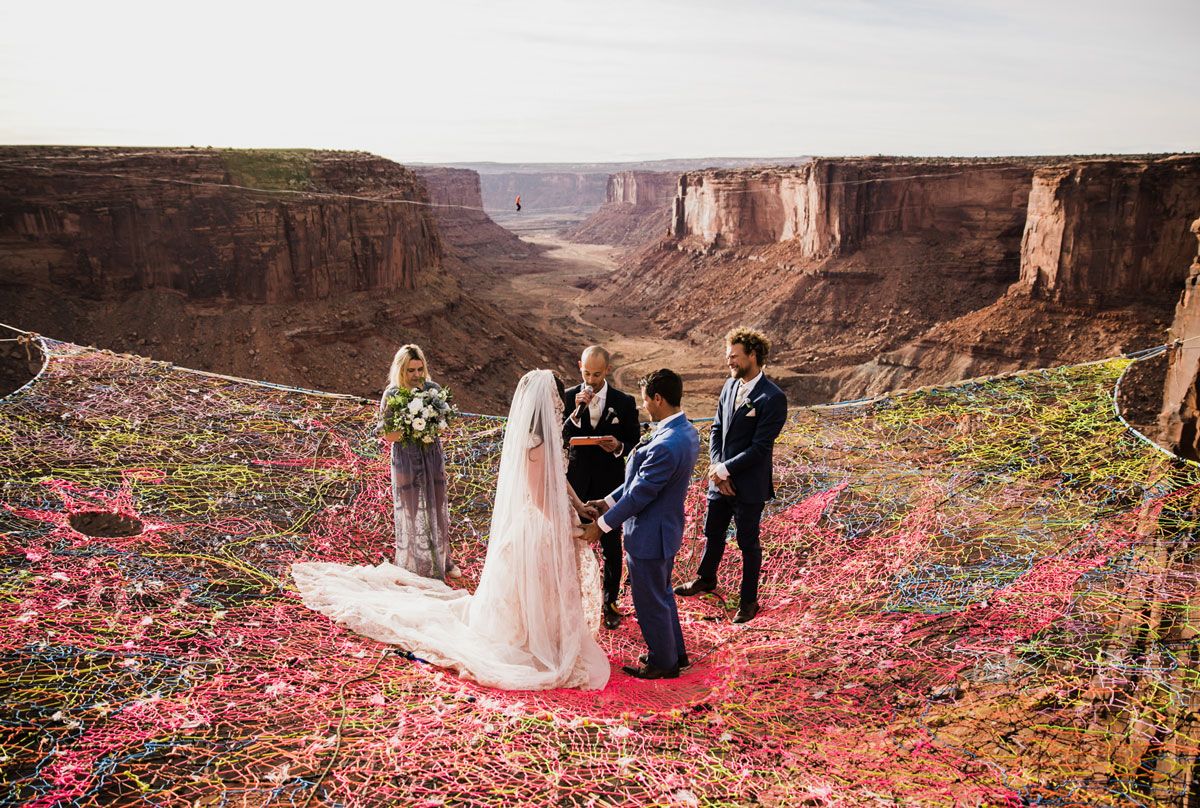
[607,407,617,423]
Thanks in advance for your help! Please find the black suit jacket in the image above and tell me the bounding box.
[708,374,787,503]
[561,383,641,501]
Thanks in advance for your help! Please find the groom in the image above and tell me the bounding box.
[582,369,699,680]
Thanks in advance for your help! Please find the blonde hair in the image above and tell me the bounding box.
[388,344,430,389]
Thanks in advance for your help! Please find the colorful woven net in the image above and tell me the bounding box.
[2,340,1199,806]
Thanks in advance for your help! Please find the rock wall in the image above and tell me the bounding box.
[0,147,441,304]
[1158,219,1200,459]
[596,154,1198,407]
[477,172,609,215]
[1014,156,1200,307]
[670,158,1035,256]
[413,167,534,259]
[564,171,677,246]
[0,147,564,412]
[608,171,679,209]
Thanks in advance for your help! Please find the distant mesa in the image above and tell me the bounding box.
[564,171,679,247]
[0,146,440,304]
[4,146,1198,426]
[585,154,1200,411]
[0,147,562,412]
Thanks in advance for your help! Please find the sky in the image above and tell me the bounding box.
[0,0,1196,164]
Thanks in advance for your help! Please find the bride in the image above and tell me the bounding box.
[291,370,611,690]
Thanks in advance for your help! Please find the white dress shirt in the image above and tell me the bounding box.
[596,410,687,533]
[570,381,608,428]
[712,371,762,480]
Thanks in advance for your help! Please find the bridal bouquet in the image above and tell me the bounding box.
[379,387,457,446]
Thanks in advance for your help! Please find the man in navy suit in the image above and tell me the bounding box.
[562,346,641,629]
[581,369,700,680]
[675,328,787,624]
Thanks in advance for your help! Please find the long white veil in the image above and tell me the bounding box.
[467,370,605,685]
[291,369,609,691]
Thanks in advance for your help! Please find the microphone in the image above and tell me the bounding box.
[572,383,594,422]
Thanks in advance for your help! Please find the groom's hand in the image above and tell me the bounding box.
[581,522,604,543]
[586,499,610,515]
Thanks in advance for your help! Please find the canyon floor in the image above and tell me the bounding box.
[477,228,729,415]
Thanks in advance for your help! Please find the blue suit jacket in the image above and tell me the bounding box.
[709,375,787,503]
[605,414,700,560]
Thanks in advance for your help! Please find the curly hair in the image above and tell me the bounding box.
[725,327,771,365]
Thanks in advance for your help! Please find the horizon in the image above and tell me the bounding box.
[1,144,1196,169]
[1,1,1197,163]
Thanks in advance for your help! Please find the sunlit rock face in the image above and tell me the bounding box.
[0,146,441,304]
[413,167,534,260]
[1159,219,1200,459]
[565,171,678,247]
[670,158,1035,255]
[1015,156,1200,307]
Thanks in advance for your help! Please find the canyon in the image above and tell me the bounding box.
[579,155,1200,405]
[3,147,1198,427]
[0,147,562,411]
[564,171,678,247]
[438,157,810,238]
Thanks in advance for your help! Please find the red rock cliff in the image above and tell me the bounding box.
[595,155,1196,406]
[414,167,534,260]
[0,147,441,304]
[608,171,679,209]
[1158,218,1200,458]
[1014,156,1200,307]
[565,171,678,246]
[0,148,565,412]
[670,158,1034,256]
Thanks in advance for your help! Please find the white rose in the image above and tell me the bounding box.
[407,400,423,414]
[423,407,435,419]
[438,419,447,429]
[412,417,427,431]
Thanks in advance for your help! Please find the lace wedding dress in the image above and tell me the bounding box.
[292,370,609,691]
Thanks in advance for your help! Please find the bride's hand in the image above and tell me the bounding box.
[576,502,600,521]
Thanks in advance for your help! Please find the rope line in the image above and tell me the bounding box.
[3,341,1200,803]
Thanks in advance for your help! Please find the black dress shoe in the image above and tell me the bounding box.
[733,601,759,623]
[603,603,622,630]
[673,578,717,597]
[639,652,691,670]
[622,662,680,680]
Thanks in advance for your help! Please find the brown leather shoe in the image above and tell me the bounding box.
[622,662,680,680]
[733,601,759,624]
[673,578,717,597]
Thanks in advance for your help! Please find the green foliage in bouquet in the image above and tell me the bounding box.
[380,386,457,447]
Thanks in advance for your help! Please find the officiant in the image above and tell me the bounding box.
[562,345,641,629]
